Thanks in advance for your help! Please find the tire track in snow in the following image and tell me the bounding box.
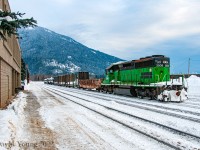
[21,91,56,150]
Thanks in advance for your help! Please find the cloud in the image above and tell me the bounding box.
[52,0,200,59]
[9,0,200,73]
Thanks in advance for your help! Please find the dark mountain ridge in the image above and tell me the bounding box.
[18,27,123,75]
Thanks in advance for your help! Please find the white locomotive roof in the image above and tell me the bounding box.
[106,61,130,70]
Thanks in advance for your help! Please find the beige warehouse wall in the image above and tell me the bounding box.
[0,60,12,107]
[0,0,21,108]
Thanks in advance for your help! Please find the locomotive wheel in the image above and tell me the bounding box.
[109,89,114,94]
[130,88,137,97]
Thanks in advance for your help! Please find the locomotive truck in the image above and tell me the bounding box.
[45,55,188,102]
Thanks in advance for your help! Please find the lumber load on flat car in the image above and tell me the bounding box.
[79,79,103,89]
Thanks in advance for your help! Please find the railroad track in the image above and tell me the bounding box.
[186,101,200,106]
[44,87,200,150]
[48,84,200,114]
[44,86,200,139]
[45,85,200,118]
[177,103,200,110]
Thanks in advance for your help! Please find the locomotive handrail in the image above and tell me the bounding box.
[156,75,160,83]
[162,74,167,83]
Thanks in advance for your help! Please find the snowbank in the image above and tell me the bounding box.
[0,92,27,149]
[23,79,30,90]
[186,75,200,96]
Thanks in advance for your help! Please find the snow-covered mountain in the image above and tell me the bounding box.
[18,27,123,75]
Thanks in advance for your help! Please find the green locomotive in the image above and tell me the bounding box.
[101,55,187,101]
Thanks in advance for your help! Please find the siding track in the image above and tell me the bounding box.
[43,86,200,149]
[45,85,200,123]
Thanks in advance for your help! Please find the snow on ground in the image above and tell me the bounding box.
[0,75,200,150]
[38,85,171,150]
[186,75,200,96]
[0,92,27,150]
[39,75,200,149]
[44,85,200,149]
[0,84,56,150]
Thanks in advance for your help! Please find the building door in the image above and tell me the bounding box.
[1,74,9,104]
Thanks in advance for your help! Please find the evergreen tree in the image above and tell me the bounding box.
[0,10,37,40]
[21,58,26,81]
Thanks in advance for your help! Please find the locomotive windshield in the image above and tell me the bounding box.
[154,57,170,67]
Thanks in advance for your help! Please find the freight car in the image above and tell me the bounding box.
[45,55,188,102]
[45,72,102,89]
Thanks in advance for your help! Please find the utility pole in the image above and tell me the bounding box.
[188,58,190,78]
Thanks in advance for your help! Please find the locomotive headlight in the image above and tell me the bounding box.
[163,61,168,64]
[176,91,181,96]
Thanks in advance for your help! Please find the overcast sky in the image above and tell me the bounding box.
[9,0,200,73]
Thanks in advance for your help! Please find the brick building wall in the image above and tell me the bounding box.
[0,0,21,108]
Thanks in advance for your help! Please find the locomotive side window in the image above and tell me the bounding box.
[135,60,154,68]
[113,65,120,71]
[120,62,134,70]
[108,65,120,72]
[123,63,131,68]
